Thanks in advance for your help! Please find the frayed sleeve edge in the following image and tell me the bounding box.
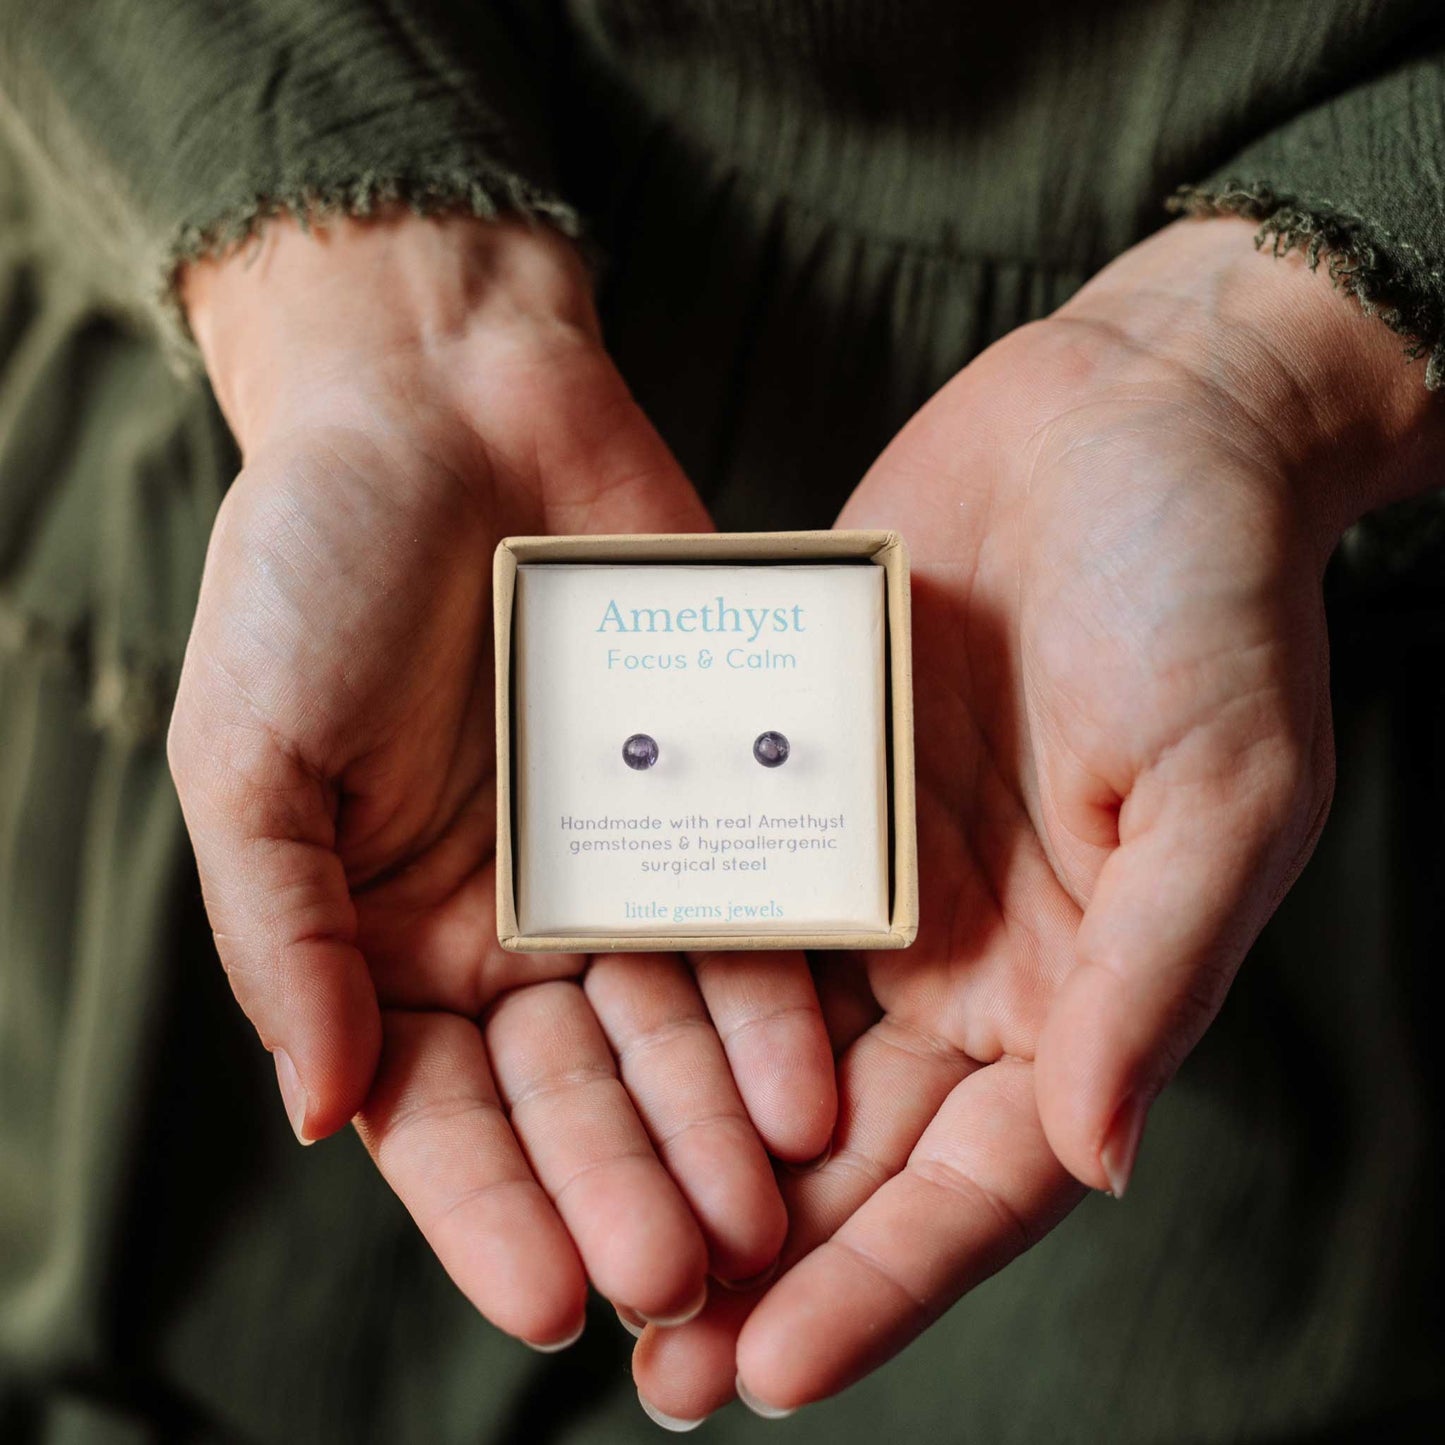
[1167,181,1445,391]
[154,166,586,374]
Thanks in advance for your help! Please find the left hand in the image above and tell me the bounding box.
[630,216,1443,1420]
[169,212,835,1350]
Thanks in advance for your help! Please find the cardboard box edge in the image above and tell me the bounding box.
[879,533,920,940]
[501,529,896,563]
[501,928,905,953]
[493,541,521,944]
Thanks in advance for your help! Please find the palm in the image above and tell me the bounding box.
[635,311,1335,1414]
[171,333,834,1348]
[224,420,532,1015]
[872,346,1332,1054]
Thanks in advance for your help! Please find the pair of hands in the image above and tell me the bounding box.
[168,210,1434,1424]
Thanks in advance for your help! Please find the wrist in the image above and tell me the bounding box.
[1057,217,1443,547]
[182,209,599,454]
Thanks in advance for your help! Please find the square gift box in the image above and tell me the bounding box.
[494,530,917,952]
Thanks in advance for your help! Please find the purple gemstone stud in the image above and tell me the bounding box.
[753,731,790,768]
[622,733,660,770]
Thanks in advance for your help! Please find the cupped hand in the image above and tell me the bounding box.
[167,213,835,1350]
[634,216,1442,1419]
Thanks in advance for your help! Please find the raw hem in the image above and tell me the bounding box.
[1168,182,1445,391]
[156,168,586,370]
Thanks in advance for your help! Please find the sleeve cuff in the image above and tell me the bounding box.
[155,162,584,371]
[1167,180,1445,391]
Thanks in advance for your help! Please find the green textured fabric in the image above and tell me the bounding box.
[1170,40,1445,388]
[2,3,1443,1442]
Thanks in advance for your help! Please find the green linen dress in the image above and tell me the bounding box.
[2,4,1443,1441]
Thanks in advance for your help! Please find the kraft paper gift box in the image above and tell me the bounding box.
[494,530,917,952]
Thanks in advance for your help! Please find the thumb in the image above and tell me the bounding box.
[1034,732,1330,1197]
[528,360,714,538]
[168,664,381,1143]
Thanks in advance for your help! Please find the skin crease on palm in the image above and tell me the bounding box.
[169,210,1441,1416]
[169,213,838,1350]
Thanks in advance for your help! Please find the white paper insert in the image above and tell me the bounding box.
[514,563,888,936]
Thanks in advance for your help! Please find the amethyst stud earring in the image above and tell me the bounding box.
[622,733,660,770]
[753,731,790,767]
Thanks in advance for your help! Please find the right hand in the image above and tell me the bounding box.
[631,216,1442,1420]
[168,213,837,1348]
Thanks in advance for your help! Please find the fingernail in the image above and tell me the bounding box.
[715,1257,780,1292]
[637,1390,706,1432]
[1101,1093,1148,1199]
[273,1049,313,1145]
[641,1283,707,1328]
[736,1374,795,1420]
[525,1320,585,1353]
[782,1140,833,1175]
[616,1305,646,1338]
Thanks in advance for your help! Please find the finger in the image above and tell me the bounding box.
[502,353,714,537]
[632,1290,757,1430]
[168,686,379,1141]
[353,1009,587,1348]
[812,952,882,1056]
[486,979,711,1322]
[585,953,787,1284]
[632,1011,972,1422]
[1035,735,1324,1197]
[735,1058,1082,1412]
[690,951,837,1162]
